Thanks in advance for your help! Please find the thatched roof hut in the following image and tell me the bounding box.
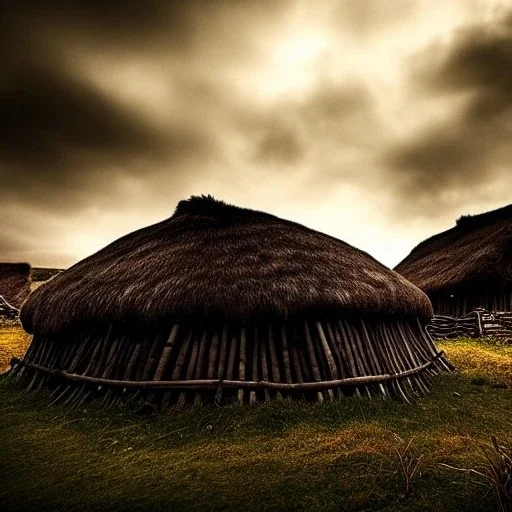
[14,196,451,408]
[0,262,31,311]
[395,203,512,316]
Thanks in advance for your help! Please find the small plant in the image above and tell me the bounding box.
[440,436,512,512]
[393,436,424,497]
[371,435,425,498]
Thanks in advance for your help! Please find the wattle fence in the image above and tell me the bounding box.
[427,308,512,343]
[0,295,20,320]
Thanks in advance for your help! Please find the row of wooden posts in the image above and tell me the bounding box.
[427,309,512,342]
[12,316,452,409]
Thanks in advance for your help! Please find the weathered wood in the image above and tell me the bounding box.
[153,325,180,381]
[207,331,220,379]
[268,325,282,399]
[396,321,430,396]
[216,325,229,380]
[91,325,114,377]
[21,354,443,390]
[249,326,258,405]
[101,334,124,379]
[193,330,208,406]
[172,331,193,380]
[68,335,90,373]
[315,321,338,400]
[123,341,142,380]
[325,321,346,378]
[173,331,193,406]
[280,325,292,384]
[340,319,371,398]
[379,323,410,402]
[141,333,165,381]
[260,325,270,401]
[304,321,324,403]
[290,343,304,385]
[335,320,357,379]
[237,327,246,403]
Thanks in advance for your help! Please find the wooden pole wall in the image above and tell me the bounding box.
[13,314,452,409]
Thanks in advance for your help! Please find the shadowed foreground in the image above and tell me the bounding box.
[0,334,511,512]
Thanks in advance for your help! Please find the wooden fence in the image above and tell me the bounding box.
[427,308,512,343]
[0,295,20,320]
[8,317,453,408]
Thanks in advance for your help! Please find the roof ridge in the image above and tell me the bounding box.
[173,195,279,222]
[455,203,512,229]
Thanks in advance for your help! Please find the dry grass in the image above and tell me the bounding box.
[29,281,45,293]
[438,338,512,388]
[0,323,30,372]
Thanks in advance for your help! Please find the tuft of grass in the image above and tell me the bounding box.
[392,437,424,498]
[440,437,512,512]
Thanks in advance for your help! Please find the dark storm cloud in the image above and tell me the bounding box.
[2,0,509,268]
[0,1,194,56]
[0,1,226,211]
[0,64,214,209]
[386,11,512,199]
[0,68,162,168]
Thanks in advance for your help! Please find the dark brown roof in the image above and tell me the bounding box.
[22,196,432,334]
[0,262,31,309]
[395,203,512,294]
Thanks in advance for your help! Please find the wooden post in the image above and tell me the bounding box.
[304,321,324,403]
[268,325,282,400]
[237,327,246,403]
[153,325,180,381]
[250,326,258,405]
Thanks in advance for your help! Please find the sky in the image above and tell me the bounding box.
[1,0,511,269]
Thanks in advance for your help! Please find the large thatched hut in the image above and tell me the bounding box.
[0,262,31,311]
[14,196,451,408]
[395,204,512,316]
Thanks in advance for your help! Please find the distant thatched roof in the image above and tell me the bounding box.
[0,262,31,309]
[22,196,432,335]
[395,203,512,295]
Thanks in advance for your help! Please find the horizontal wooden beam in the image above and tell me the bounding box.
[18,352,446,392]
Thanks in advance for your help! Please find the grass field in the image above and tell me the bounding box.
[0,325,511,512]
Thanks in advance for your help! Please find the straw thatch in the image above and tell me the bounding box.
[22,195,432,335]
[395,204,512,316]
[0,262,31,310]
[12,196,451,408]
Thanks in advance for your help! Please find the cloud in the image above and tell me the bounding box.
[245,81,378,169]
[332,0,418,38]
[0,68,163,168]
[384,10,512,213]
[0,1,232,212]
[1,0,511,269]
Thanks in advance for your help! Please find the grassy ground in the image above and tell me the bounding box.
[0,323,31,372]
[0,328,511,512]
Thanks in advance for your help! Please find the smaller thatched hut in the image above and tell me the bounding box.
[0,263,31,312]
[395,204,512,316]
[14,196,452,409]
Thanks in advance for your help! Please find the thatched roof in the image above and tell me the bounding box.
[0,262,31,309]
[395,203,512,295]
[22,196,432,335]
